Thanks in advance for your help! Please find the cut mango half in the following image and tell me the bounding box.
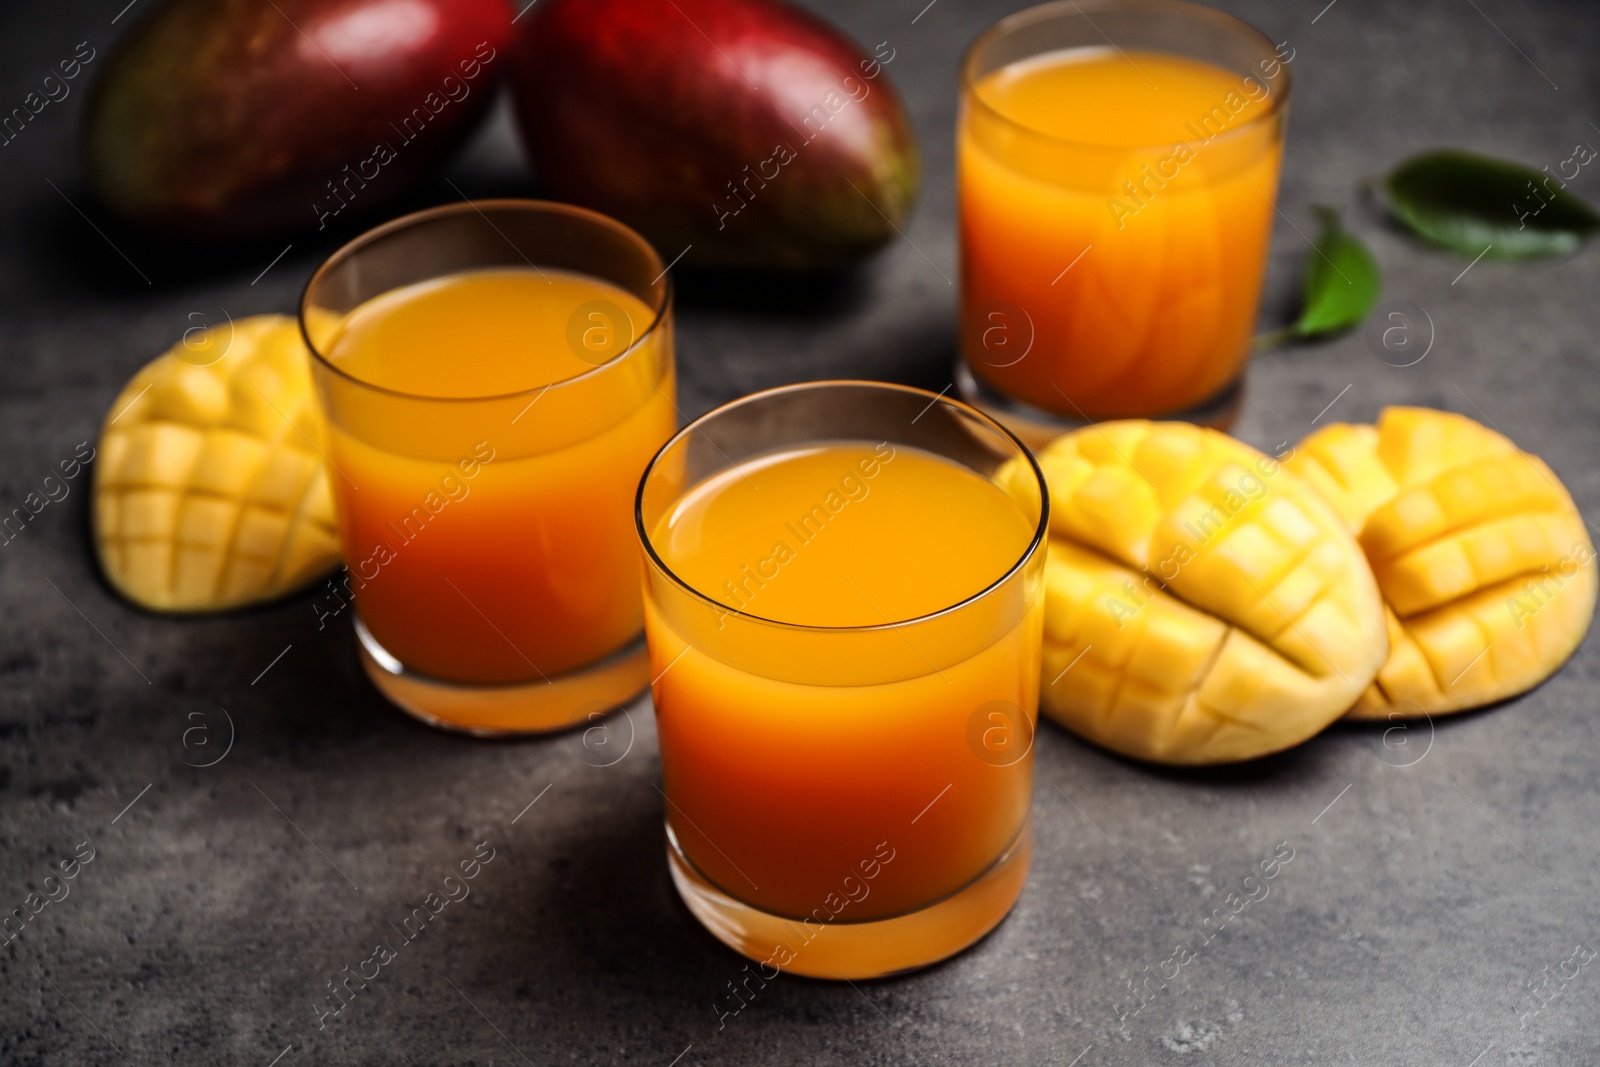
[1289,407,1596,719]
[995,421,1387,764]
[94,315,340,612]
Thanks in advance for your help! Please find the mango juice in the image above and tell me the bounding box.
[315,267,674,684]
[960,47,1285,418]
[644,442,1042,921]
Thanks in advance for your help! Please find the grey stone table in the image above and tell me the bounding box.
[3,0,1598,1063]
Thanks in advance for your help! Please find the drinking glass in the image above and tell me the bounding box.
[302,200,675,734]
[958,0,1291,440]
[636,381,1047,978]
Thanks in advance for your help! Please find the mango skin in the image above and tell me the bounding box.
[510,0,920,270]
[81,0,511,239]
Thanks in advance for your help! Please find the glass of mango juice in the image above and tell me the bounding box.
[636,382,1048,978]
[301,200,675,734]
[957,0,1291,436]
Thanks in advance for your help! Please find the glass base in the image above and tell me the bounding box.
[666,816,1032,980]
[954,360,1245,449]
[354,614,650,736]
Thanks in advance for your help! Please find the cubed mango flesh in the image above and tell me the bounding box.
[94,315,340,611]
[1288,407,1595,719]
[995,421,1388,764]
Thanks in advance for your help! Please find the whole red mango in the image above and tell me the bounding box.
[82,0,512,239]
[511,0,920,270]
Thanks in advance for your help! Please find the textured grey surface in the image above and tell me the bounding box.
[3,0,1600,1064]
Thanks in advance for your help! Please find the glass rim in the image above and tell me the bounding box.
[298,198,673,404]
[634,380,1051,635]
[960,0,1292,154]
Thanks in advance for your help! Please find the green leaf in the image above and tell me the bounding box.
[1381,148,1600,260]
[1294,206,1381,339]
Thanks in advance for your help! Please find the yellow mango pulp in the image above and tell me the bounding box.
[94,315,340,611]
[1289,407,1596,718]
[995,421,1386,764]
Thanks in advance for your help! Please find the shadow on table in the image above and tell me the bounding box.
[672,262,873,319]
[23,167,545,296]
[27,170,888,325]
[452,775,746,1022]
[1039,694,1517,788]
[1036,715,1328,790]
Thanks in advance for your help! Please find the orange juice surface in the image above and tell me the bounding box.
[646,442,1043,923]
[320,268,673,684]
[960,48,1284,418]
